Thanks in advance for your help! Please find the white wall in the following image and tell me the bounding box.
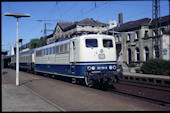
[162,35,170,60]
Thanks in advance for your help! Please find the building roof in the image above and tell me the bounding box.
[46,33,53,39]
[54,18,108,33]
[57,22,73,30]
[77,18,108,27]
[151,15,170,25]
[112,15,170,32]
[113,18,151,32]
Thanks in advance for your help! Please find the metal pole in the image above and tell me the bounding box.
[121,32,124,71]
[1,55,4,74]
[4,13,30,86]
[16,18,19,86]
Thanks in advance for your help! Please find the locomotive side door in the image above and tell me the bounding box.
[70,40,76,74]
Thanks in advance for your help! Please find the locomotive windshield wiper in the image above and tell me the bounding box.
[86,44,95,48]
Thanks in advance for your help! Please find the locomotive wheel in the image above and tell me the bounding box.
[84,76,93,87]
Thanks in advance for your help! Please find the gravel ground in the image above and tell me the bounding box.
[113,83,170,102]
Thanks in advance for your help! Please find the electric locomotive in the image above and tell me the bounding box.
[34,34,123,87]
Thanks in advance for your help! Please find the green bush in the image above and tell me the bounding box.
[135,68,140,73]
[126,62,137,68]
[140,59,170,76]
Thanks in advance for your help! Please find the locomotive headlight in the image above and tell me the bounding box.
[109,65,113,70]
[87,66,92,71]
[113,65,116,70]
[92,66,95,70]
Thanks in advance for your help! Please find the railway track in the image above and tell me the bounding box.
[119,80,170,92]
[107,88,170,107]
[108,80,170,107]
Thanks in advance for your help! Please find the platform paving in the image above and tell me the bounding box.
[2,71,61,111]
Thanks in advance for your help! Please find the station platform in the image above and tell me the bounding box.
[122,71,170,86]
[2,70,61,111]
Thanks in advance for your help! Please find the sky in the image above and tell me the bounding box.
[1,1,169,55]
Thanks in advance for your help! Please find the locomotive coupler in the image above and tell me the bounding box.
[85,70,123,84]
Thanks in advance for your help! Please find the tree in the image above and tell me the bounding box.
[30,37,46,49]
[40,37,46,46]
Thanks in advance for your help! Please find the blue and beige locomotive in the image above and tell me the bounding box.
[11,34,123,87]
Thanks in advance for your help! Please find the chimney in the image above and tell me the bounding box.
[119,13,123,25]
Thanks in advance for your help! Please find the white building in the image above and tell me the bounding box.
[107,20,117,29]
[46,18,109,44]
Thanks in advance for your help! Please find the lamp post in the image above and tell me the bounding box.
[5,13,30,86]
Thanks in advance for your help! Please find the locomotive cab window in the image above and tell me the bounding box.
[103,39,113,48]
[36,50,42,57]
[85,39,98,48]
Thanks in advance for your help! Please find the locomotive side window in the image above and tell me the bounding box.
[52,47,55,54]
[36,50,42,57]
[49,48,52,55]
[103,39,113,48]
[56,46,60,54]
[43,49,45,55]
[60,45,64,53]
[66,43,69,52]
[85,39,98,47]
[46,48,48,55]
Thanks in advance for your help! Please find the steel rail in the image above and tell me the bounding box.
[108,88,170,107]
[118,80,170,92]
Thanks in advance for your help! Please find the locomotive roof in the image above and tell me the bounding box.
[18,48,35,56]
[35,34,114,51]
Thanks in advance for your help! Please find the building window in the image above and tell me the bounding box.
[153,30,156,36]
[116,35,121,42]
[135,48,140,61]
[127,34,130,41]
[115,36,118,42]
[135,31,139,40]
[161,28,165,35]
[127,49,131,64]
[117,35,120,42]
[144,30,149,37]
[144,46,149,61]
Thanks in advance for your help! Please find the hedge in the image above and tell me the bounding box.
[140,59,170,76]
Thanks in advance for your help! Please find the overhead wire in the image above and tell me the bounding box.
[69,1,109,21]
[61,2,78,21]
[123,4,169,22]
